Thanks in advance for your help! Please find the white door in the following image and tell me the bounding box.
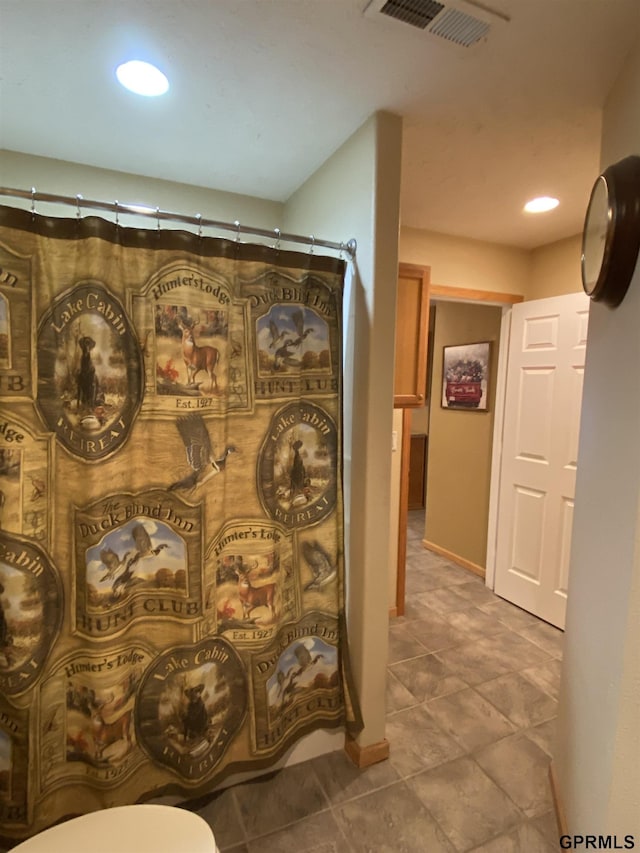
[494,292,590,629]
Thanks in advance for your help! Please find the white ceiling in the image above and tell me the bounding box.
[1,0,639,249]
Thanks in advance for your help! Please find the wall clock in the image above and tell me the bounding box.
[581,154,640,308]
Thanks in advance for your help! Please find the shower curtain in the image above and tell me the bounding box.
[0,205,360,841]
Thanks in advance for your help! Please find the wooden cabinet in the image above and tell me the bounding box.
[394,263,430,407]
[408,434,427,509]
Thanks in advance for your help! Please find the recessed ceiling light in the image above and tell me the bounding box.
[524,196,560,214]
[116,60,169,96]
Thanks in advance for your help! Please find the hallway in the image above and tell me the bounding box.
[194,510,563,852]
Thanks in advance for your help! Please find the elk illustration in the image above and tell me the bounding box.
[235,565,276,621]
[178,319,220,391]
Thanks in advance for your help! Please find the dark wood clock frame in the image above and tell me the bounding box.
[581,154,640,308]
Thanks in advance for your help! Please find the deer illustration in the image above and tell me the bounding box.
[89,702,132,761]
[235,565,276,621]
[178,319,220,391]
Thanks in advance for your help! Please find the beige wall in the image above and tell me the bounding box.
[527,234,583,301]
[411,403,429,435]
[401,224,583,307]
[555,40,640,835]
[400,226,530,295]
[284,111,403,748]
[0,149,282,230]
[600,39,640,168]
[423,301,502,568]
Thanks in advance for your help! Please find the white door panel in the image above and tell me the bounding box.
[494,292,589,628]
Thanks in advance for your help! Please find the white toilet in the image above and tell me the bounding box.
[10,804,220,853]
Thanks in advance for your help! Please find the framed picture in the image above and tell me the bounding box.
[442,341,491,411]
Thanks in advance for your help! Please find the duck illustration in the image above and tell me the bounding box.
[275,667,299,708]
[302,540,337,590]
[290,308,314,348]
[293,642,324,674]
[111,524,169,597]
[273,338,298,370]
[169,413,237,492]
[99,547,130,582]
[268,320,285,349]
[129,523,169,561]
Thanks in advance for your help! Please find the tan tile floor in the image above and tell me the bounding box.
[0,513,563,852]
[191,510,563,852]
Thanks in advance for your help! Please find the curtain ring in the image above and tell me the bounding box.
[339,241,345,259]
[309,235,315,254]
[196,213,203,238]
[234,220,241,242]
[273,228,281,250]
[76,194,83,219]
[31,187,36,220]
[156,207,161,231]
[114,200,119,226]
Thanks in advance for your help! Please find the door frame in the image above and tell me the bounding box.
[484,305,512,590]
[395,287,522,615]
[395,408,412,616]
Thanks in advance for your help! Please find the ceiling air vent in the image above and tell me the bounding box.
[364,0,508,48]
[379,0,445,29]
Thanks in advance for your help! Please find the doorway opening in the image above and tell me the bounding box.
[395,284,522,617]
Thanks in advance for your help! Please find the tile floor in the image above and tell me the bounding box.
[191,510,563,852]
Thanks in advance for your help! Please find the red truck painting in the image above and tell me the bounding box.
[445,380,483,407]
[443,343,490,409]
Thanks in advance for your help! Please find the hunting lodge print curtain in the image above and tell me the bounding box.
[0,205,359,842]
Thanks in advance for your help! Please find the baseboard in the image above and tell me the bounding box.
[422,539,485,579]
[549,761,568,838]
[344,736,390,768]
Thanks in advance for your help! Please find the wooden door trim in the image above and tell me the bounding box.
[430,284,523,304]
[395,408,412,616]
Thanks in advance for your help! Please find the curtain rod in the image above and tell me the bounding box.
[0,186,357,258]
